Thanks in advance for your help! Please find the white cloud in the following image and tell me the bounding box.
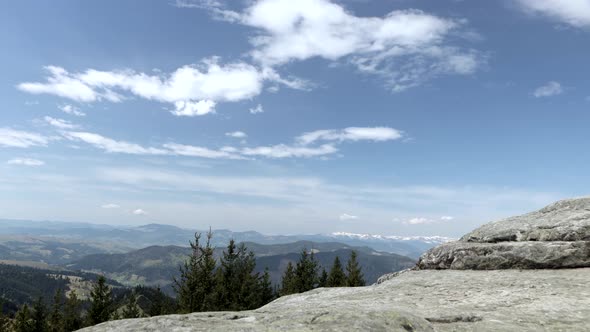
[405,217,433,225]
[132,208,148,215]
[339,213,358,220]
[64,132,169,155]
[196,0,483,91]
[226,131,247,138]
[18,59,304,116]
[101,203,120,209]
[297,127,403,145]
[515,0,590,27]
[163,143,244,159]
[44,116,78,130]
[0,128,49,148]
[241,143,337,158]
[7,158,45,166]
[249,104,264,114]
[171,100,216,116]
[533,81,563,97]
[59,104,86,117]
[440,216,454,221]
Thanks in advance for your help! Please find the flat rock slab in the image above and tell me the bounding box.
[80,269,590,332]
[418,241,590,269]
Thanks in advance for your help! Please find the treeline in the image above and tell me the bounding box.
[1,231,366,331]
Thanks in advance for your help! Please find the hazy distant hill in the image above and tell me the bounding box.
[66,241,416,292]
[0,219,451,258]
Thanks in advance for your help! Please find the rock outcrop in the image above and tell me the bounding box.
[80,197,590,331]
[418,197,590,270]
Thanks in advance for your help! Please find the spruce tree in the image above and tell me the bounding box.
[294,249,318,292]
[318,268,328,288]
[32,297,48,332]
[327,256,347,287]
[279,262,296,296]
[258,268,275,306]
[122,291,142,319]
[345,250,365,287]
[88,276,114,325]
[148,286,165,317]
[13,304,34,332]
[173,230,217,313]
[63,291,82,332]
[0,298,10,332]
[49,289,64,332]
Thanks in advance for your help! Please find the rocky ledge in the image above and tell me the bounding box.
[80,197,590,331]
[418,197,590,270]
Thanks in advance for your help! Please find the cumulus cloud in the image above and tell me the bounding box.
[7,158,45,166]
[101,203,120,209]
[249,104,264,114]
[18,59,305,116]
[58,104,86,117]
[44,116,78,130]
[297,127,403,145]
[132,208,148,215]
[0,128,49,148]
[515,0,590,27]
[226,131,247,138]
[533,81,563,97]
[194,0,484,91]
[339,213,358,220]
[404,217,433,225]
[440,216,454,221]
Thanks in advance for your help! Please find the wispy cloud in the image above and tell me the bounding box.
[225,131,247,138]
[249,104,264,114]
[7,158,45,166]
[339,213,358,221]
[0,128,49,148]
[101,203,120,209]
[44,116,79,130]
[58,104,86,117]
[515,0,590,28]
[297,127,403,145]
[64,132,169,155]
[533,81,563,97]
[132,208,148,215]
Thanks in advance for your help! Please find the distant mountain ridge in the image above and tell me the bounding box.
[0,219,451,258]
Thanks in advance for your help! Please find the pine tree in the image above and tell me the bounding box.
[48,289,64,332]
[327,256,347,287]
[258,268,275,306]
[13,304,34,332]
[148,286,165,317]
[122,291,142,319]
[279,262,296,296]
[318,268,328,288]
[88,275,114,325]
[32,297,48,332]
[63,291,83,332]
[294,249,318,292]
[0,298,10,332]
[173,230,217,313]
[345,250,365,287]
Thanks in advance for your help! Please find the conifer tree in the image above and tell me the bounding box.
[148,286,165,317]
[88,276,114,325]
[13,304,34,332]
[318,268,328,288]
[63,291,83,332]
[258,268,275,306]
[48,289,64,332]
[0,298,10,332]
[122,291,142,319]
[345,250,365,287]
[32,297,48,332]
[294,249,318,292]
[327,256,347,287]
[174,230,217,313]
[279,262,297,296]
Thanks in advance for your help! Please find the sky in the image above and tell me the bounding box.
[1,0,590,237]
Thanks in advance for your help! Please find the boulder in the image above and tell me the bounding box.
[418,197,590,270]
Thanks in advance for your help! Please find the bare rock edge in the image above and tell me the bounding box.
[80,198,590,332]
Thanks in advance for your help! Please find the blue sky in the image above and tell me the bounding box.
[1,0,589,236]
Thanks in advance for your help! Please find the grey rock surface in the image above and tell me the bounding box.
[80,268,590,332]
[418,197,590,270]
